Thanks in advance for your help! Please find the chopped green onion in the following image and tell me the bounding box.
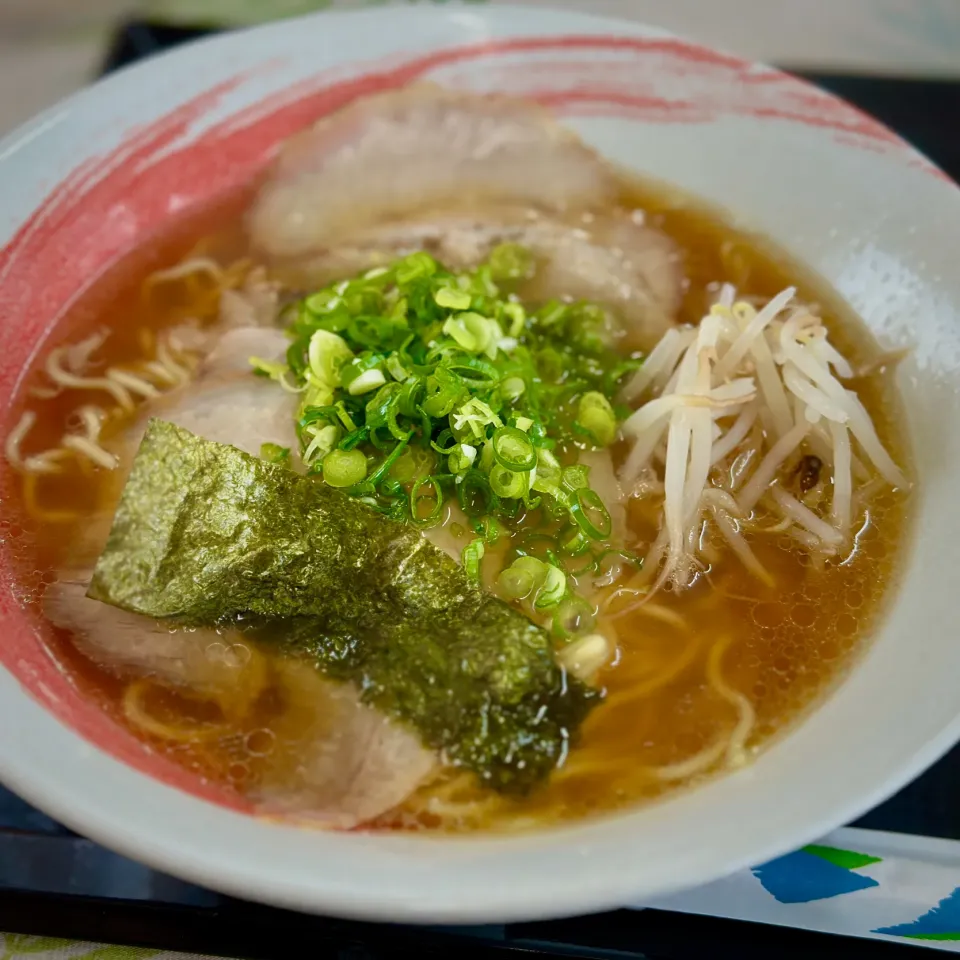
[268,243,631,551]
[561,528,591,557]
[299,404,337,427]
[430,428,459,455]
[537,446,561,470]
[259,442,291,464]
[497,556,543,601]
[388,449,416,483]
[346,315,400,351]
[536,564,567,610]
[392,445,434,484]
[333,401,357,432]
[303,424,339,465]
[445,354,500,386]
[577,391,617,447]
[395,251,438,284]
[502,302,526,338]
[532,449,563,498]
[595,547,643,579]
[452,398,502,439]
[569,487,612,540]
[473,516,503,543]
[323,448,367,487]
[604,358,643,396]
[364,381,398,421]
[366,432,412,487]
[501,376,526,403]
[478,441,495,474]
[489,464,528,499]
[442,312,498,355]
[533,479,571,516]
[340,353,383,389]
[435,287,473,311]
[385,354,410,381]
[299,380,337,416]
[368,423,396,452]
[411,475,444,526]
[338,427,370,451]
[496,555,566,610]
[483,321,506,361]
[303,289,342,315]
[250,356,292,384]
[396,374,424,415]
[457,469,499,518]
[536,300,569,332]
[491,426,537,472]
[307,330,354,387]
[461,538,485,584]
[513,533,557,562]
[522,492,542,512]
[488,243,534,281]
[448,443,477,475]
[552,594,597,640]
[561,464,590,492]
[347,368,387,395]
[569,303,614,354]
[422,367,467,418]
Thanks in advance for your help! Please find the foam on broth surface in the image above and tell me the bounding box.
[3,176,912,832]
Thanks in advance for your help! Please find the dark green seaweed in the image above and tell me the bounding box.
[88,419,598,791]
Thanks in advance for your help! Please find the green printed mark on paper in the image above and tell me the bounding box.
[802,844,882,871]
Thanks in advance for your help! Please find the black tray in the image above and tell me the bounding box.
[2,20,958,959]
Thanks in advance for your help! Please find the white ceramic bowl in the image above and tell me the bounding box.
[1,4,959,925]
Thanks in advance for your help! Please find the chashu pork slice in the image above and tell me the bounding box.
[249,84,619,259]
[44,325,436,828]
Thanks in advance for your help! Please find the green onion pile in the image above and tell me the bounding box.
[253,245,642,623]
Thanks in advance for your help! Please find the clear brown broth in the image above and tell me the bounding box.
[5,177,912,831]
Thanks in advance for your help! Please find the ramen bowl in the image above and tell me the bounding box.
[0,4,958,924]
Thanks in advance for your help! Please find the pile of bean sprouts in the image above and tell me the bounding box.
[618,285,908,592]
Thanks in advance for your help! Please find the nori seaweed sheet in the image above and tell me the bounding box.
[89,419,598,792]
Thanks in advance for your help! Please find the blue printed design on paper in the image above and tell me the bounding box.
[875,886,960,941]
[752,849,879,904]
